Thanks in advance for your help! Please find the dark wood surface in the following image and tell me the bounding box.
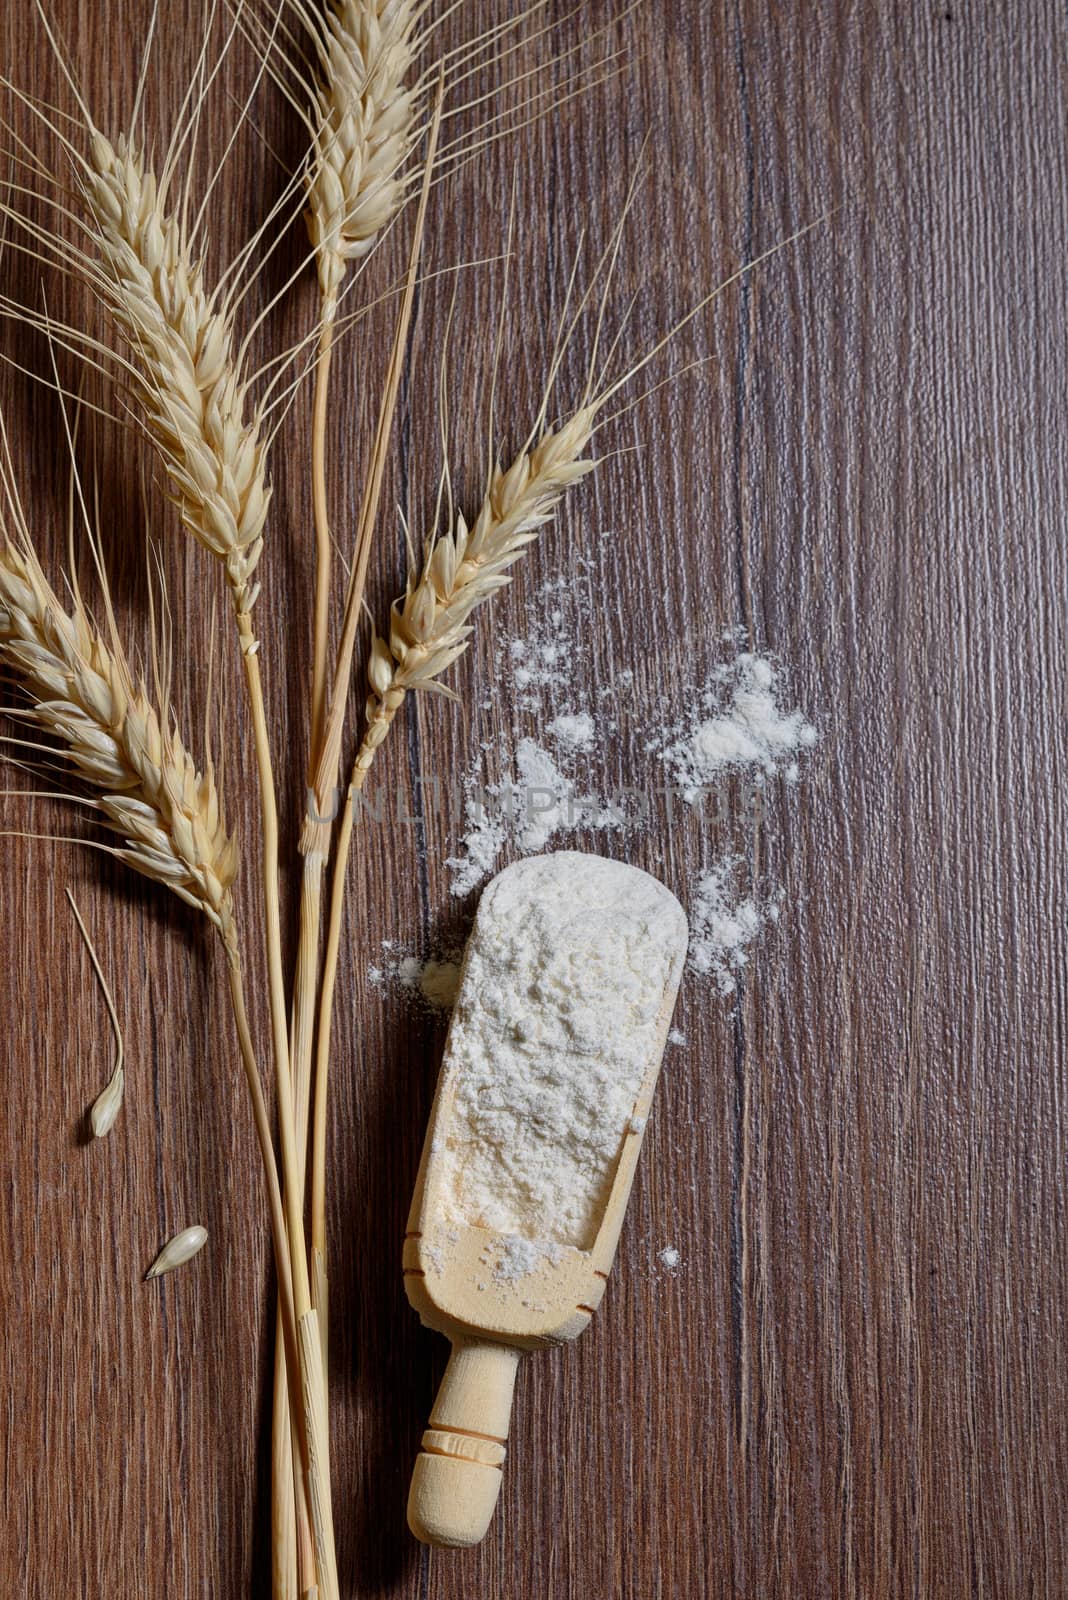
[2,2,1066,1595]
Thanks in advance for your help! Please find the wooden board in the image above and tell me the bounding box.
[1,2,1065,1594]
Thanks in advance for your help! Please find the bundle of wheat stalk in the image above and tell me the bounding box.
[0,1,776,1592]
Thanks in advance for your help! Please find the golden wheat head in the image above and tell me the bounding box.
[84,132,269,617]
[302,0,420,303]
[356,407,596,773]
[0,540,237,927]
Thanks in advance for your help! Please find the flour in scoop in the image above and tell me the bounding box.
[435,853,687,1251]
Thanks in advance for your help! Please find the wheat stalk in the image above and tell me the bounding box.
[278,32,427,1460]
[270,133,439,1575]
[82,108,341,1600]
[0,539,238,926]
[296,0,422,759]
[83,132,270,619]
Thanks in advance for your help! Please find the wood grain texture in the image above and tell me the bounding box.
[1,2,1066,1595]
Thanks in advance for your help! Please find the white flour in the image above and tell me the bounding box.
[547,711,595,751]
[435,853,687,1251]
[688,860,784,995]
[450,577,621,893]
[512,739,588,852]
[498,575,590,712]
[488,1235,563,1283]
[422,573,819,990]
[368,943,463,1011]
[446,779,508,897]
[447,736,622,895]
[449,602,816,913]
[659,653,817,802]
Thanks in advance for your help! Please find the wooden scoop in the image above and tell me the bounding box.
[402,852,688,1548]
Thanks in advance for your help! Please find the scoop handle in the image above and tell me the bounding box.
[407,1338,522,1548]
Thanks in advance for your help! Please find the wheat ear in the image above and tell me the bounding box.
[82,121,297,1256]
[84,130,297,1230]
[303,0,420,307]
[83,133,269,620]
[0,539,237,926]
[0,531,305,1451]
[361,407,596,770]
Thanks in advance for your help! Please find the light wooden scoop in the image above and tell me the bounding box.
[402,852,688,1548]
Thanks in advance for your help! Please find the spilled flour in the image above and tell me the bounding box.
[498,576,585,713]
[659,653,818,802]
[368,943,463,1012]
[547,711,595,751]
[448,579,817,906]
[688,860,785,995]
[449,577,622,893]
[447,736,623,896]
[435,854,687,1249]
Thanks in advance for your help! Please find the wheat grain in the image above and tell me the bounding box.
[66,888,126,1137]
[83,133,269,617]
[146,1224,209,1279]
[0,541,238,928]
[355,405,597,774]
[90,1064,125,1138]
